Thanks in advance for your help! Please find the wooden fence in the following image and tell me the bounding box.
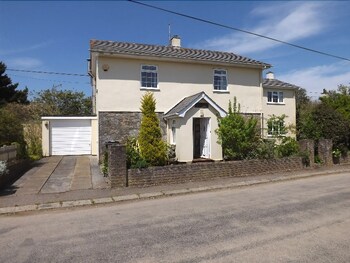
[0,145,17,162]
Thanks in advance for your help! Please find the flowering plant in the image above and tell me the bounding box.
[332,149,342,158]
[0,161,8,177]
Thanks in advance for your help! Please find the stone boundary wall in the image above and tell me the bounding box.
[128,157,303,188]
[0,145,17,162]
[0,160,32,189]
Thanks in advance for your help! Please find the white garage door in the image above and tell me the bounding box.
[51,119,91,155]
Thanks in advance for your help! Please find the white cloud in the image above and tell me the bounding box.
[7,57,43,69]
[0,40,53,56]
[278,61,350,98]
[196,2,330,54]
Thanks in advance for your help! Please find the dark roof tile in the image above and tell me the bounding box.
[263,78,299,90]
[90,40,271,68]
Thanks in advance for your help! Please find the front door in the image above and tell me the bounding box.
[193,118,210,159]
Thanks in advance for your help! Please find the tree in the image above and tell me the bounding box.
[0,61,28,106]
[138,92,167,166]
[295,87,311,140]
[216,97,260,160]
[32,86,92,116]
[320,85,350,121]
[298,102,350,150]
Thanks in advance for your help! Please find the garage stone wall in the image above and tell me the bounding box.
[99,112,167,157]
[126,157,303,188]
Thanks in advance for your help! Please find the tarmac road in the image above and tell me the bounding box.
[1,172,350,262]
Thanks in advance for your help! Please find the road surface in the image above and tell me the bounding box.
[1,172,350,262]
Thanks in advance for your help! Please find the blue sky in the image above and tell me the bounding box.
[1,1,350,100]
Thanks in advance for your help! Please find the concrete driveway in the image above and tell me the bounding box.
[9,156,108,195]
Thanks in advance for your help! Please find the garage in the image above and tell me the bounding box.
[41,117,98,156]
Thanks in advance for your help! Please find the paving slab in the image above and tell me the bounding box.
[40,156,76,194]
[90,156,109,189]
[71,156,92,190]
[15,158,62,195]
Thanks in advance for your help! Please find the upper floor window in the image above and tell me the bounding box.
[141,65,158,88]
[267,91,284,104]
[213,69,228,91]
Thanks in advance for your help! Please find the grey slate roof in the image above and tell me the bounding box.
[164,92,226,119]
[90,40,271,68]
[263,78,299,90]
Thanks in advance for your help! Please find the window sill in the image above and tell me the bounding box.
[267,102,285,105]
[213,90,230,94]
[140,87,160,91]
[267,134,287,138]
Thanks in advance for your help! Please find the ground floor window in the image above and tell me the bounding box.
[267,119,285,136]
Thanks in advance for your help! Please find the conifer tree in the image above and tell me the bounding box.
[0,61,29,106]
[138,92,167,166]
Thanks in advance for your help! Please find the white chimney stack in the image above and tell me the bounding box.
[170,35,181,48]
[266,71,274,79]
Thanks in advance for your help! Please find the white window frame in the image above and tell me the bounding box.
[267,119,285,137]
[213,69,228,91]
[267,91,284,104]
[140,65,158,89]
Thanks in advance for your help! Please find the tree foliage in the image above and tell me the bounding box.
[216,97,260,160]
[32,87,92,116]
[138,92,167,166]
[295,87,311,140]
[0,106,25,147]
[0,61,28,106]
[298,102,350,150]
[320,85,350,121]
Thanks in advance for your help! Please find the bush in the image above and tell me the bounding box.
[0,107,25,147]
[23,122,42,160]
[253,139,277,159]
[0,161,8,177]
[126,137,149,169]
[216,97,260,160]
[276,137,300,158]
[101,150,108,176]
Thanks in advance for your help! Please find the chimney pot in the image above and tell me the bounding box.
[170,35,181,48]
[266,71,274,79]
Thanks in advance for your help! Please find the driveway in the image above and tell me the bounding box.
[8,156,108,195]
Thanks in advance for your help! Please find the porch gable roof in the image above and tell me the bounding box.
[164,92,227,119]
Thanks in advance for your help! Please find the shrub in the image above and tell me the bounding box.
[101,150,108,176]
[138,92,167,166]
[0,107,25,147]
[23,122,42,160]
[216,97,260,160]
[0,161,8,177]
[253,139,277,159]
[126,137,149,169]
[276,137,300,158]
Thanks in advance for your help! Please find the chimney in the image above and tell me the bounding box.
[266,71,274,79]
[170,35,181,48]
